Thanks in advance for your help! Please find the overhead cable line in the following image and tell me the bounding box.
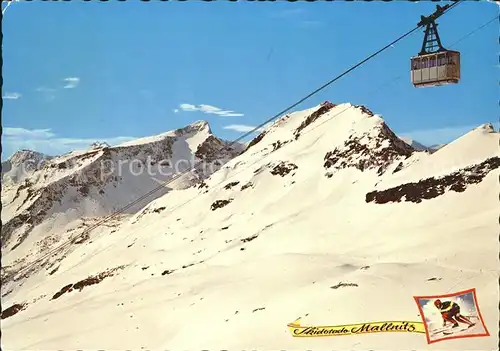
[449,14,498,47]
[12,0,464,280]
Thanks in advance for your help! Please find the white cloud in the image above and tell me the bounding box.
[34,78,80,101]
[63,77,80,89]
[2,126,136,160]
[223,124,264,133]
[3,127,56,139]
[2,92,22,100]
[399,122,499,146]
[173,109,179,113]
[179,103,197,112]
[220,112,245,117]
[179,103,244,117]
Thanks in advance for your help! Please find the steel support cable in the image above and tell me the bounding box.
[12,1,464,280]
[367,12,499,97]
[449,14,498,47]
[23,102,376,284]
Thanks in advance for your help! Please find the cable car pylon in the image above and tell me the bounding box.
[411,4,461,88]
[418,5,448,55]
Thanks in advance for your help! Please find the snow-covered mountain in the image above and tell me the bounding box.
[428,143,447,151]
[398,136,430,151]
[1,120,243,254]
[2,102,498,351]
[1,149,54,184]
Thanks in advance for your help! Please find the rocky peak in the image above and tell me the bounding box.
[89,141,111,150]
[476,123,496,133]
[2,150,53,183]
[323,121,416,176]
[174,120,211,137]
[6,149,52,167]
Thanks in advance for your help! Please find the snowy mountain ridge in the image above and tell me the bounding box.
[1,101,498,351]
[398,137,430,151]
[1,120,243,254]
[2,149,54,184]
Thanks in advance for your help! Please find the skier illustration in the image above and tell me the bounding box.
[434,299,475,329]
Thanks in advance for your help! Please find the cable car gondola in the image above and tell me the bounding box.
[411,5,460,88]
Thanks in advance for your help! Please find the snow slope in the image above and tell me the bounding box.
[1,102,498,351]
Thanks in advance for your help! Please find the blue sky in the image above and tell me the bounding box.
[2,1,499,159]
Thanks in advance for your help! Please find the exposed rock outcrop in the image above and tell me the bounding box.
[366,157,500,204]
[324,122,415,176]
